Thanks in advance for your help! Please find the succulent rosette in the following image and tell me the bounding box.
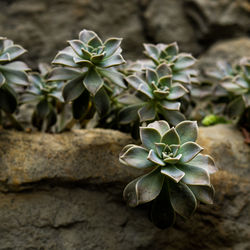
[118,63,188,126]
[119,120,217,228]
[0,37,30,113]
[23,63,64,130]
[220,58,250,119]
[143,42,198,84]
[48,29,126,119]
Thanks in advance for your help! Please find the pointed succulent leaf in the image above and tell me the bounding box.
[3,61,30,71]
[62,76,85,102]
[97,54,125,68]
[138,83,154,99]
[173,54,196,70]
[178,142,203,163]
[146,68,158,85]
[94,87,110,117]
[73,57,93,66]
[3,45,26,60]
[169,180,197,218]
[156,63,172,78]
[88,35,103,48]
[176,121,198,144]
[147,120,170,135]
[177,164,210,186]
[136,169,164,204]
[36,99,50,119]
[143,44,159,61]
[167,83,188,100]
[161,109,186,126]
[159,75,172,88]
[0,53,10,62]
[83,68,104,95]
[123,176,141,207]
[68,40,85,57]
[165,42,179,56]
[97,68,126,88]
[140,127,161,150]
[187,154,217,174]
[150,185,176,229]
[48,67,82,81]
[163,154,182,164]
[221,81,243,94]
[188,185,214,204]
[91,53,105,63]
[119,145,155,169]
[227,96,246,118]
[72,89,90,119]
[161,127,180,145]
[172,72,190,83]
[79,29,97,43]
[161,165,185,182]
[138,103,156,122]
[126,75,145,90]
[0,67,29,85]
[147,149,165,166]
[118,104,142,124]
[52,52,79,67]
[155,143,166,157]
[0,84,17,113]
[104,38,122,58]
[160,100,180,111]
[235,76,248,89]
[0,72,6,87]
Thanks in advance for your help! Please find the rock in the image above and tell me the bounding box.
[185,0,250,45]
[197,37,250,75]
[143,0,202,55]
[0,125,249,249]
[0,0,145,67]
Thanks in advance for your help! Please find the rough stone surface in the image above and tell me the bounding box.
[0,125,249,250]
[0,0,250,68]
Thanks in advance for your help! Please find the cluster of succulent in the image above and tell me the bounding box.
[119,120,216,228]
[195,58,250,131]
[0,37,30,129]
[0,31,218,229]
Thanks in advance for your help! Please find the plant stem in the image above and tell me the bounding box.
[59,117,77,132]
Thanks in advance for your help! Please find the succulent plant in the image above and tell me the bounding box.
[48,29,126,120]
[118,63,188,126]
[220,58,250,119]
[143,42,198,85]
[119,120,217,228]
[23,63,64,131]
[0,37,29,114]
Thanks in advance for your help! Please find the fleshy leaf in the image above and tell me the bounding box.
[227,96,246,118]
[68,40,85,57]
[83,68,104,95]
[169,180,197,218]
[0,84,17,113]
[72,89,90,119]
[119,104,142,124]
[161,109,186,126]
[163,154,182,164]
[138,104,156,122]
[138,83,153,99]
[98,54,125,68]
[172,72,190,83]
[161,165,185,182]
[173,54,196,70]
[160,100,180,111]
[94,87,110,117]
[0,67,29,85]
[176,120,198,144]
[156,63,172,78]
[3,45,26,60]
[140,127,161,150]
[79,29,97,43]
[62,76,85,102]
[187,154,217,174]
[161,127,180,145]
[177,164,210,186]
[188,185,214,204]
[48,67,82,81]
[178,142,203,163]
[123,177,140,207]
[146,68,158,85]
[104,38,122,58]
[0,71,6,87]
[136,169,164,204]
[119,145,155,169]
[147,120,170,135]
[52,52,79,67]
[147,149,165,166]
[126,75,146,90]
[167,83,188,100]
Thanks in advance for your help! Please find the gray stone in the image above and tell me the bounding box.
[0,125,249,249]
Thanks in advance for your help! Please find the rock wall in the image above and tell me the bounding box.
[0,125,249,250]
[0,0,249,67]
